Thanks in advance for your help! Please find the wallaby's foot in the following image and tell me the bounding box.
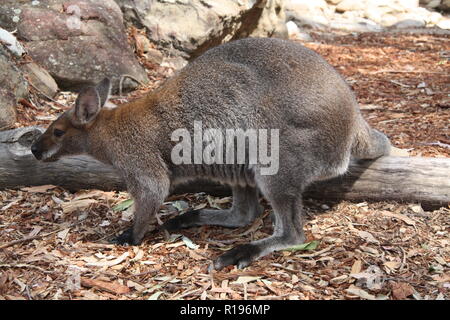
[163,206,262,231]
[163,185,263,231]
[214,174,308,270]
[213,232,306,270]
[162,209,202,231]
[110,228,134,245]
[214,243,261,270]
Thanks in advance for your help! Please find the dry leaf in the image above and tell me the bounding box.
[232,276,261,284]
[359,246,379,256]
[383,260,401,271]
[382,211,416,226]
[81,277,130,295]
[21,185,57,193]
[351,260,362,274]
[130,249,144,262]
[431,273,450,283]
[86,252,130,267]
[127,280,145,292]
[351,265,385,290]
[348,222,379,244]
[390,281,414,300]
[346,285,376,300]
[188,250,206,260]
[148,291,163,300]
[61,199,97,214]
[357,230,380,244]
[27,226,43,238]
[57,228,70,241]
[210,287,235,294]
[72,190,106,201]
[330,275,348,284]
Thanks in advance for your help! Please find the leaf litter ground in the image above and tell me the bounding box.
[0,30,448,300]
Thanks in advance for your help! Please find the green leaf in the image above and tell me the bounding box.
[182,235,199,250]
[168,233,182,243]
[172,201,185,212]
[112,199,134,212]
[284,240,319,252]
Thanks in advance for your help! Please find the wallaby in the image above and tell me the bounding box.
[31,38,394,270]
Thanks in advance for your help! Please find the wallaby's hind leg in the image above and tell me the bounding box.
[214,177,306,270]
[163,185,263,231]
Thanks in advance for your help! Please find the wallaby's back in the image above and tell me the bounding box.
[151,38,390,181]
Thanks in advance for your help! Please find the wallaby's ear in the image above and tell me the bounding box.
[96,77,111,107]
[73,86,101,125]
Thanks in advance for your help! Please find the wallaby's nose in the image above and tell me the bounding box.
[31,143,42,160]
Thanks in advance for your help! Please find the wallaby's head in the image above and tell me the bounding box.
[31,78,111,162]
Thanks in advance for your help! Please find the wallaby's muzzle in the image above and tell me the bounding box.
[30,134,59,162]
[31,140,43,160]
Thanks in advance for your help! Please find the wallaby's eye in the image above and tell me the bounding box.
[53,129,65,137]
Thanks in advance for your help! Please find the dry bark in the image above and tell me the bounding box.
[1,126,449,207]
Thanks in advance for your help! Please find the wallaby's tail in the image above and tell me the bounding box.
[351,117,391,160]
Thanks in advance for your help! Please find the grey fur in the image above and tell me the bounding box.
[31,38,391,269]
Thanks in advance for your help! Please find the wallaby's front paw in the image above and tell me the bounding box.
[110,228,134,245]
[162,210,201,231]
[213,244,261,270]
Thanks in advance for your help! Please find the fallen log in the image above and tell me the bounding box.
[1,126,449,208]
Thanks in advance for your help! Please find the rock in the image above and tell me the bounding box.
[364,3,399,24]
[286,21,313,41]
[296,31,314,42]
[341,10,365,20]
[437,18,450,29]
[391,7,431,26]
[145,48,164,65]
[286,0,329,12]
[0,0,23,31]
[392,18,426,28]
[160,56,188,71]
[0,46,28,130]
[0,0,148,92]
[20,63,59,98]
[286,20,301,38]
[285,0,330,30]
[419,0,441,9]
[440,0,450,10]
[336,0,366,12]
[397,0,420,10]
[116,0,287,61]
[380,14,400,26]
[330,18,383,32]
[250,0,288,39]
[427,11,443,25]
[0,27,25,57]
[326,0,344,5]
[291,19,329,31]
[285,0,328,19]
